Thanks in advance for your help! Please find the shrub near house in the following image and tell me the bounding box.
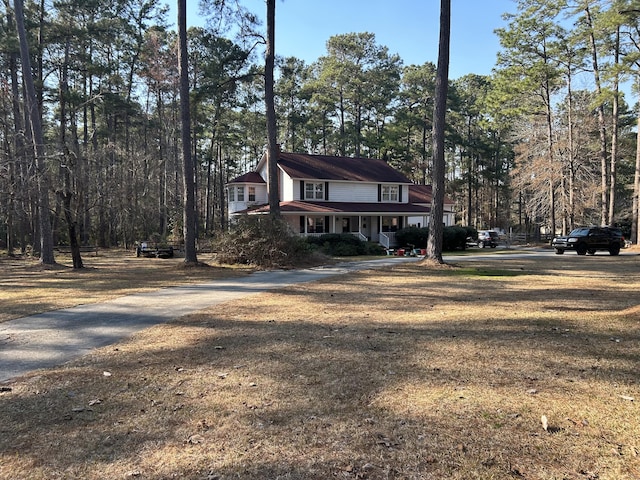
[395,226,472,251]
[306,233,386,256]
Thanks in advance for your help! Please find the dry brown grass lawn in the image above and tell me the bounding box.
[0,249,251,323]
[1,250,639,479]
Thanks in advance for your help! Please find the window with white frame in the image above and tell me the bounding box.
[248,186,256,202]
[228,186,235,202]
[381,185,399,202]
[307,216,325,233]
[381,216,399,232]
[236,186,245,202]
[304,182,324,200]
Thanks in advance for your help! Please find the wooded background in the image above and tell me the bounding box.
[1,0,639,254]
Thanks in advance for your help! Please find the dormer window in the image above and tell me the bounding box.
[381,185,399,202]
[305,182,324,200]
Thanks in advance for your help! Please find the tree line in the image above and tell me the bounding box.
[1,0,639,261]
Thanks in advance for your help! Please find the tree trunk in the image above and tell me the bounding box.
[177,0,198,263]
[632,80,640,244]
[14,0,55,265]
[6,5,24,254]
[584,5,608,226]
[426,0,450,264]
[608,27,620,226]
[59,37,83,269]
[566,61,575,233]
[265,0,280,217]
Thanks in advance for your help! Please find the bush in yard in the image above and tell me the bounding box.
[464,226,478,242]
[443,226,470,251]
[306,233,385,257]
[396,225,472,251]
[395,227,429,248]
[362,241,387,256]
[213,215,321,268]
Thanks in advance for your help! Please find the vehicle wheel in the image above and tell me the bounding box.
[587,249,596,255]
[491,244,497,248]
[576,244,588,255]
[555,249,564,254]
[609,244,620,256]
[478,241,484,248]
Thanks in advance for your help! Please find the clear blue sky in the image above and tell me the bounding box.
[175,0,516,80]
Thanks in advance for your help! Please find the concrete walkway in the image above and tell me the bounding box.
[0,257,419,383]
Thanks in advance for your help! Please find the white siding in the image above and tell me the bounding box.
[228,200,244,214]
[255,185,268,204]
[281,171,294,201]
[327,182,378,202]
[227,183,268,215]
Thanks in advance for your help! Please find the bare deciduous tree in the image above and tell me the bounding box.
[13,0,55,265]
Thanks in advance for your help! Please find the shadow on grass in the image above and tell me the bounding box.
[1,256,639,479]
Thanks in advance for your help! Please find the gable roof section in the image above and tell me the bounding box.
[228,172,266,184]
[409,184,433,203]
[274,152,411,184]
[409,184,454,206]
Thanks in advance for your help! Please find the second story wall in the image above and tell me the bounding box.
[281,170,294,201]
[293,180,408,203]
[227,183,268,214]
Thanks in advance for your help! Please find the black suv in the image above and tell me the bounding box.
[551,226,625,256]
[477,230,500,248]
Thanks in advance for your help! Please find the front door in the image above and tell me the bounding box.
[342,218,351,233]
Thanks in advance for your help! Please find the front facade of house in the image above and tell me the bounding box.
[227,152,454,248]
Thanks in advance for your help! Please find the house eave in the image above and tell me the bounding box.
[232,201,431,216]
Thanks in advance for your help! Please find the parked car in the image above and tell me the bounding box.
[477,230,500,248]
[551,226,625,256]
[136,241,174,258]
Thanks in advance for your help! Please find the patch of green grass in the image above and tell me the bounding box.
[440,266,529,277]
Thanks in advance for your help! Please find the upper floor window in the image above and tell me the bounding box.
[305,182,324,200]
[236,186,245,202]
[248,186,256,202]
[381,185,399,202]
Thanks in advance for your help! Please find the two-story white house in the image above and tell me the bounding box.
[227,151,455,248]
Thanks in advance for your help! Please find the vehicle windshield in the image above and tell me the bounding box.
[569,228,589,236]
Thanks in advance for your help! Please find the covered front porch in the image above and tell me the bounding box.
[288,214,425,248]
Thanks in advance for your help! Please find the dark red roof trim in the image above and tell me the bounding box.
[242,200,430,215]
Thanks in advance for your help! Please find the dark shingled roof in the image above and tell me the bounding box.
[409,184,454,206]
[228,172,265,184]
[409,184,433,203]
[277,152,411,184]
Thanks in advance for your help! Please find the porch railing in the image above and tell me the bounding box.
[300,232,367,241]
[379,233,389,249]
[302,231,395,246]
